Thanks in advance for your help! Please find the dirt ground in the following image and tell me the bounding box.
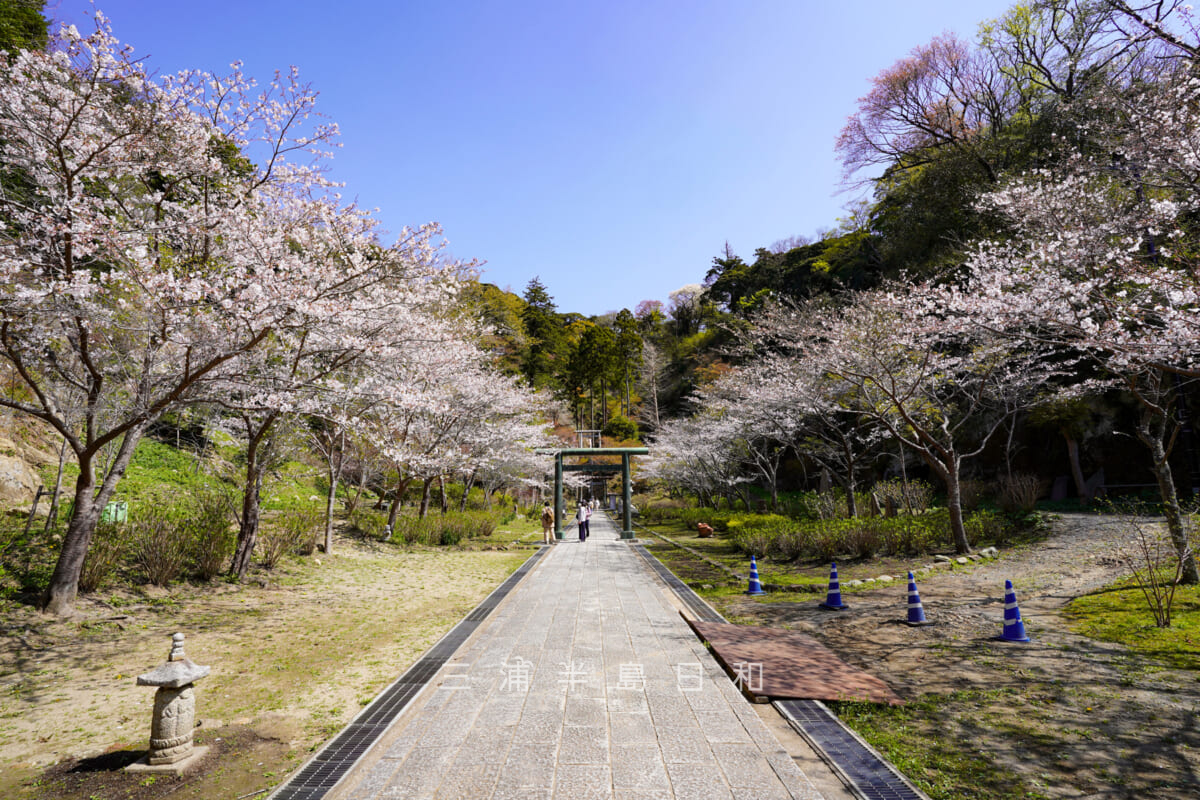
[712,513,1200,799]
[0,536,531,800]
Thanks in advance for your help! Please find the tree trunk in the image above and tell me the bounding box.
[843,477,859,519]
[42,427,144,615]
[945,466,971,554]
[346,465,370,516]
[898,444,913,515]
[323,444,344,555]
[917,450,970,554]
[1004,414,1019,480]
[601,378,609,428]
[230,421,273,581]
[1065,435,1089,500]
[1136,403,1200,584]
[438,474,448,514]
[384,475,410,541]
[460,468,476,513]
[229,463,264,580]
[418,476,434,519]
[42,471,101,616]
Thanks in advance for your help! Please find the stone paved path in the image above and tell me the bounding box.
[341,512,826,800]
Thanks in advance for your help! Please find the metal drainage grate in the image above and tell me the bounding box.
[775,699,930,800]
[269,545,550,800]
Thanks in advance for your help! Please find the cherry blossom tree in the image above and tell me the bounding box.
[643,411,751,509]
[211,209,466,577]
[760,288,1059,553]
[1107,0,1200,59]
[0,17,435,612]
[951,54,1200,580]
[458,387,558,508]
[721,334,886,518]
[694,367,804,512]
[344,323,546,534]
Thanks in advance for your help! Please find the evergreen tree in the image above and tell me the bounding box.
[518,277,564,389]
[0,0,48,55]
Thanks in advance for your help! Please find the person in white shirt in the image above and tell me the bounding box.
[576,502,589,541]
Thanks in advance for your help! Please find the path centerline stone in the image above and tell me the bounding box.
[341,512,825,800]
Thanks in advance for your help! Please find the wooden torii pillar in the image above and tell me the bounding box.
[551,447,648,540]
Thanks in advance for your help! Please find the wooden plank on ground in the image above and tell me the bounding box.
[689,619,903,705]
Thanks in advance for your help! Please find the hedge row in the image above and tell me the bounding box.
[729,510,1009,561]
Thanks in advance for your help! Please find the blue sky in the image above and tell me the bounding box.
[52,1,1015,316]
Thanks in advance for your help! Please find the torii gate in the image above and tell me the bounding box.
[549,447,648,540]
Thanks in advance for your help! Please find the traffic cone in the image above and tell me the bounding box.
[745,556,766,596]
[904,571,934,626]
[996,579,1031,642]
[819,562,848,610]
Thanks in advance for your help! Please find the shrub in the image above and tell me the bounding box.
[842,520,882,559]
[282,506,323,555]
[958,479,988,511]
[186,489,236,581]
[392,511,500,547]
[0,515,57,597]
[639,499,688,523]
[733,531,773,559]
[257,506,322,568]
[964,510,1008,547]
[997,473,1044,514]
[437,517,466,546]
[394,515,424,545]
[257,526,292,570]
[814,491,844,521]
[80,521,127,593]
[789,489,874,521]
[734,513,792,532]
[801,525,841,562]
[725,508,1011,561]
[878,515,944,555]
[872,479,935,514]
[130,510,190,586]
[470,512,497,538]
[348,506,389,539]
[774,530,809,561]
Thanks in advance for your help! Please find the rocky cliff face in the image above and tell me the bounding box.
[0,420,58,510]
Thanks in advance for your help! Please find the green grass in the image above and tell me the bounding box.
[1065,579,1200,671]
[829,691,1050,800]
[40,438,228,514]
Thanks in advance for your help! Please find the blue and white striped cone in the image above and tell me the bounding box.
[745,556,766,596]
[996,579,1031,642]
[904,571,934,626]
[819,562,848,610]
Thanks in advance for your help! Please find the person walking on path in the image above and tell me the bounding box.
[576,501,589,542]
[540,502,555,545]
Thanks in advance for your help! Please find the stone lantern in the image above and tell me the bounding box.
[127,632,211,774]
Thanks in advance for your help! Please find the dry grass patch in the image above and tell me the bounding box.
[0,536,529,800]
